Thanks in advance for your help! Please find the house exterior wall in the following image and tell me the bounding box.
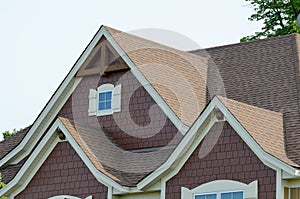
[165,122,276,199]
[58,71,182,150]
[15,142,108,199]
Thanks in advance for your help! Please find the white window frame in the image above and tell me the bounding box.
[88,83,121,116]
[182,180,257,199]
[97,84,114,116]
[194,190,244,199]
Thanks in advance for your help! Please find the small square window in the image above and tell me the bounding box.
[98,91,112,111]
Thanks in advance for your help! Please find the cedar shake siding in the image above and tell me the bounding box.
[16,142,108,199]
[166,122,276,199]
[58,70,182,150]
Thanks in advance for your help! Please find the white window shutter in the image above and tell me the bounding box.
[88,89,97,116]
[113,84,121,112]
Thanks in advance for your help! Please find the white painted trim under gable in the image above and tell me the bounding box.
[137,96,300,191]
[0,118,128,198]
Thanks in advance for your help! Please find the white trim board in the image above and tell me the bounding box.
[137,96,300,190]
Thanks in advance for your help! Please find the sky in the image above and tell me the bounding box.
[0,0,262,140]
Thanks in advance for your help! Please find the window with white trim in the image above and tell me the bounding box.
[195,191,243,199]
[182,180,257,199]
[88,83,121,116]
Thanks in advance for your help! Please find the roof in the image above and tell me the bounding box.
[0,127,30,160]
[193,34,300,165]
[1,26,300,188]
[105,26,209,126]
[218,96,298,167]
[59,117,174,186]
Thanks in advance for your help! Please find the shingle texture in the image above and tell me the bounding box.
[105,26,209,126]
[1,27,300,189]
[218,96,298,167]
[0,127,30,160]
[59,117,174,186]
[193,34,300,165]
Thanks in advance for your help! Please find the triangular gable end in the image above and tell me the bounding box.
[137,96,300,190]
[0,25,188,170]
[76,36,129,77]
[0,118,125,198]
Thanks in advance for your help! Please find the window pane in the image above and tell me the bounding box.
[99,102,106,110]
[207,194,217,199]
[106,101,112,109]
[221,193,231,199]
[99,93,106,101]
[233,192,243,199]
[195,196,205,199]
[106,91,112,100]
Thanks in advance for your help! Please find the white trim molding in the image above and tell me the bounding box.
[181,180,257,199]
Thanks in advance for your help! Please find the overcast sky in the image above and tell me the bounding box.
[0,0,262,140]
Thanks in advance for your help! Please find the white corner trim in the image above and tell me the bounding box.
[276,168,284,199]
[138,96,300,190]
[103,28,189,134]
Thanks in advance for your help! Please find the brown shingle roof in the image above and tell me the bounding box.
[105,26,209,126]
[218,96,299,167]
[0,127,30,160]
[193,34,300,165]
[59,117,174,186]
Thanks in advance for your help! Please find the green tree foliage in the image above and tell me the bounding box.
[241,0,300,42]
[2,128,20,140]
[0,173,6,199]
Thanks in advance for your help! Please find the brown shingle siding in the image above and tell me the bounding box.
[58,70,182,151]
[166,122,276,199]
[16,142,108,199]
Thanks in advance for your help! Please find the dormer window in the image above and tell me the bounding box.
[98,91,112,111]
[88,83,121,116]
